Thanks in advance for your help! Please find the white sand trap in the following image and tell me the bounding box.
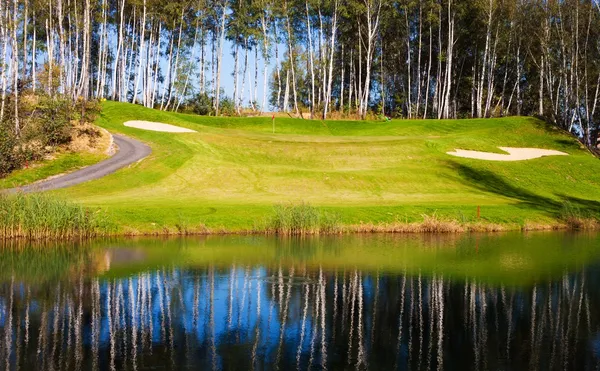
[124,120,197,133]
[447,147,568,161]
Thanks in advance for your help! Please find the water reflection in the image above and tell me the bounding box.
[1,262,600,370]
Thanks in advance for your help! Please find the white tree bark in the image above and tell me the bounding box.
[306,0,316,118]
[111,0,125,100]
[12,0,19,134]
[323,0,338,120]
[215,0,228,115]
[0,0,7,122]
[476,0,493,118]
[360,0,383,120]
[132,0,147,105]
[165,9,185,110]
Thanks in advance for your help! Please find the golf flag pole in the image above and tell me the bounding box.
[272,114,275,133]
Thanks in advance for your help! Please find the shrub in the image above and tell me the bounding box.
[0,91,102,178]
[37,96,75,146]
[0,129,22,176]
[192,93,214,116]
[219,96,236,116]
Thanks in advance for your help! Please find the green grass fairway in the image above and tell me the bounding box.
[39,102,600,232]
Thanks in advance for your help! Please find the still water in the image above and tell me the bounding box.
[1,232,600,370]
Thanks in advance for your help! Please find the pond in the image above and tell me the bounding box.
[1,232,600,370]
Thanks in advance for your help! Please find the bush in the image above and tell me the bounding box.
[0,91,102,178]
[37,96,75,146]
[219,96,236,116]
[0,129,22,176]
[192,92,214,116]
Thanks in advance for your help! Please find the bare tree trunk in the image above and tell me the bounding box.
[165,9,185,110]
[150,20,162,107]
[177,20,199,111]
[240,40,248,110]
[132,0,147,105]
[516,42,521,116]
[285,9,299,115]
[340,45,344,111]
[283,69,290,111]
[111,0,125,100]
[0,0,7,122]
[253,46,259,111]
[12,0,19,134]
[380,38,384,116]
[405,7,412,118]
[361,0,383,120]
[274,21,282,110]
[46,0,54,96]
[200,20,206,96]
[233,43,239,112]
[318,6,326,108]
[442,1,454,119]
[306,0,316,118]
[22,0,28,79]
[143,19,154,107]
[348,49,353,112]
[56,0,66,93]
[32,10,36,92]
[323,0,338,120]
[484,27,499,117]
[355,52,360,109]
[434,5,442,117]
[215,0,228,115]
[415,0,423,116]
[477,0,493,118]
[95,0,108,98]
[160,21,175,110]
[247,47,255,110]
[260,7,271,114]
[423,20,432,119]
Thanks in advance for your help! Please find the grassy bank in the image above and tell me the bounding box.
[2,101,600,234]
[0,193,114,239]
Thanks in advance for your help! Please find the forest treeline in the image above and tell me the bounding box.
[1,0,600,148]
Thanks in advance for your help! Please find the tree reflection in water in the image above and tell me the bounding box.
[1,265,600,370]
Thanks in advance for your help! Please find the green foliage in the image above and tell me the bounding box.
[218,96,236,116]
[191,93,214,116]
[0,192,114,240]
[37,97,75,146]
[558,201,599,230]
[0,128,23,177]
[0,92,102,178]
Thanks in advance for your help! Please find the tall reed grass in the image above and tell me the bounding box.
[559,201,600,230]
[267,203,342,235]
[0,192,114,240]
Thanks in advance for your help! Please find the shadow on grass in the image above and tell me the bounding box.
[448,161,600,217]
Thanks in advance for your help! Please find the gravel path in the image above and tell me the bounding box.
[6,134,151,193]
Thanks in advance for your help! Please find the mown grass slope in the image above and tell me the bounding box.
[34,101,600,232]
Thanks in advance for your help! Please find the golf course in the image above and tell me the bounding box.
[3,101,600,234]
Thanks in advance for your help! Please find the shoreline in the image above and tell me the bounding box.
[2,218,599,241]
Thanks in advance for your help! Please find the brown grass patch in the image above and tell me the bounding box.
[66,123,112,155]
[563,217,600,231]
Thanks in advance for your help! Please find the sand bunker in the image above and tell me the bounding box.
[447,147,568,161]
[124,120,197,133]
